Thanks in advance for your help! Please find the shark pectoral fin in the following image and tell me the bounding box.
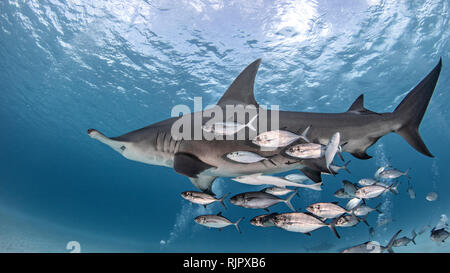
[188,176,218,196]
[217,59,261,107]
[350,151,372,160]
[174,152,215,178]
[300,167,322,183]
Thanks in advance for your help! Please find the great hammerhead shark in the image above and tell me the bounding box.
[88,59,442,194]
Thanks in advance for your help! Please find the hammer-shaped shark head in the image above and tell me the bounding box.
[87,128,171,167]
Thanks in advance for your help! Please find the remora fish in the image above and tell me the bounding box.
[194,212,244,233]
[306,202,350,219]
[355,183,399,199]
[272,212,340,238]
[341,229,402,253]
[262,186,299,196]
[226,151,272,164]
[88,59,442,194]
[202,114,258,135]
[393,230,417,247]
[284,173,309,183]
[379,168,410,179]
[352,203,382,217]
[232,173,322,191]
[229,191,297,212]
[181,191,229,209]
[250,213,278,227]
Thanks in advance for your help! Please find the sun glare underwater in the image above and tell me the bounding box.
[0,0,449,253]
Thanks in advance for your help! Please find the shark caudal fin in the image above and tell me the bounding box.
[393,59,442,157]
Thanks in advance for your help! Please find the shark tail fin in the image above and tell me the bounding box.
[218,193,230,210]
[246,114,258,131]
[384,229,402,253]
[393,58,442,158]
[234,217,244,234]
[284,191,297,212]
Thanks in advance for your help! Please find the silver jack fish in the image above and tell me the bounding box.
[341,229,402,253]
[181,191,229,209]
[306,202,350,219]
[329,160,351,174]
[325,132,341,172]
[194,212,244,233]
[336,214,369,228]
[202,114,258,136]
[355,183,399,199]
[272,212,340,238]
[342,180,359,197]
[285,143,324,159]
[351,203,382,217]
[393,230,417,247]
[253,126,310,149]
[229,191,297,212]
[379,168,410,179]
[262,186,299,196]
[232,173,322,191]
[334,188,353,199]
[345,198,363,211]
[430,228,449,243]
[358,178,377,186]
[250,213,279,227]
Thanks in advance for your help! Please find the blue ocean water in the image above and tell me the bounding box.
[0,0,449,253]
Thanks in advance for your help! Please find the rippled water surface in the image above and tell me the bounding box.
[0,0,449,252]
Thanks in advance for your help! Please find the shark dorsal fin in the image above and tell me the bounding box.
[217,59,261,107]
[217,212,223,216]
[347,94,379,115]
